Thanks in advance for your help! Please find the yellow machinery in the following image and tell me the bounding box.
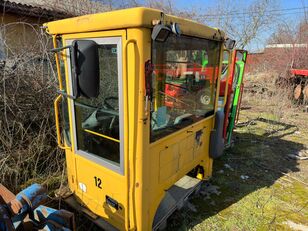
[45,7,233,230]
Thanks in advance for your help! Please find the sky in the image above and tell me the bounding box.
[174,0,308,52]
[176,0,308,9]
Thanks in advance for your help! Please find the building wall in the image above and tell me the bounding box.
[0,12,50,59]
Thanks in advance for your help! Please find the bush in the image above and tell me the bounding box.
[0,24,64,193]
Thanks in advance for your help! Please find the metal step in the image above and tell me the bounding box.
[64,195,118,231]
[152,175,202,230]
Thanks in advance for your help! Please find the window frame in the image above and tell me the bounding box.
[56,37,72,147]
[66,37,124,175]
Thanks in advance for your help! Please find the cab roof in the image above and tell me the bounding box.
[44,7,225,41]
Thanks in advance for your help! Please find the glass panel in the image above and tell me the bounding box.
[74,44,120,166]
[61,96,71,146]
[221,51,230,80]
[0,32,5,60]
[151,34,221,142]
[232,63,240,89]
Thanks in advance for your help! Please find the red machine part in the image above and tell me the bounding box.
[291,69,308,102]
[220,51,237,140]
[290,69,308,77]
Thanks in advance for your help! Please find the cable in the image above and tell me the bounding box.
[197,6,308,17]
[195,10,308,20]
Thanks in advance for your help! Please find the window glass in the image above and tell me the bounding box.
[232,51,245,88]
[74,44,120,165]
[221,50,230,80]
[151,34,221,142]
[0,32,6,60]
[232,63,240,88]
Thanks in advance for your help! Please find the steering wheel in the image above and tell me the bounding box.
[104,96,119,110]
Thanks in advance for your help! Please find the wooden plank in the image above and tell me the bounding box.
[0,184,15,204]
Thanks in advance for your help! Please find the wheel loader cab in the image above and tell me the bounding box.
[45,7,226,230]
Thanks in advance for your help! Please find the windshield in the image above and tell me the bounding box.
[151,34,221,142]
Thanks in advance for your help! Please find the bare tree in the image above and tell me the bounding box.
[194,0,279,48]
[112,0,279,49]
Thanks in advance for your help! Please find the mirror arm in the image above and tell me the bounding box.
[57,89,76,100]
[50,45,72,53]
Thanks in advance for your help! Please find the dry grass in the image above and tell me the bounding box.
[243,71,296,120]
[166,71,308,231]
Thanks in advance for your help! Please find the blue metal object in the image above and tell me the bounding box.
[34,205,75,231]
[0,184,75,231]
[15,183,48,214]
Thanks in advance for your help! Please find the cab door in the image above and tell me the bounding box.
[64,32,127,229]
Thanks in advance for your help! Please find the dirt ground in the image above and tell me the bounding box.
[166,96,308,231]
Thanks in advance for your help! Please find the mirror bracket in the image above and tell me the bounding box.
[50,45,72,53]
[57,89,76,100]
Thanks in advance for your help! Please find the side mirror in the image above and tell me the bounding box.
[151,24,171,42]
[71,40,100,98]
[224,38,236,50]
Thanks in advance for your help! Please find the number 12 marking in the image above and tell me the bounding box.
[94,176,102,189]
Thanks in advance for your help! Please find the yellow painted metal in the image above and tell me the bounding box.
[46,7,226,231]
[44,7,224,41]
[52,35,70,150]
[124,38,138,230]
[214,44,225,112]
[52,36,63,91]
[58,29,128,231]
[84,129,120,143]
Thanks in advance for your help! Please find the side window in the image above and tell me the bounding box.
[56,38,71,146]
[221,50,230,80]
[232,51,245,88]
[233,63,240,89]
[151,34,221,142]
[74,43,121,166]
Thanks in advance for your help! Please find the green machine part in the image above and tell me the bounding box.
[193,50,209,67]
[226,50,247,145]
